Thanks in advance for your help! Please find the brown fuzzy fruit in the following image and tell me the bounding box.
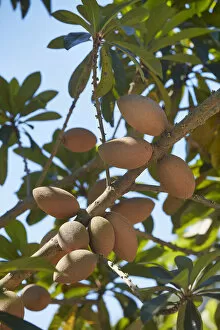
[0,291,24,329]
[105,212,138,262]
[62,128,97,153]
[58,221,89,252]
[87,179,106,204]
[33,186,80,219]
[157,155,195,199]
[98,137,152,169]
[88,216,115,256]
[163,195,184,215]
[53,249,98,284]
[21,284,51,312]
[117,94,168,136]
[111,198,155,225]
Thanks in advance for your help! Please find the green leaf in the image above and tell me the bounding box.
[0,256,55,273]
[47,35,65,49]
[184,300,203,330]
[0,235,19,260]
[23,90,58,115]
[0,125,14,145]
[122,263,152,278]
[64,32,91,50]
[98,298,111,330]
[5,220,27,252]
[101,90,115,127]
[175,256,193,274]
[149,266,174,284]
[196,275,220,289]
[52,10,91,32]
[162,54,201,65]
[141,293,170,324]
[140,286,177,301]
[109,49,127,95]
[41,0,51,14]
[25,111,61,121]
[144,3,176,45]
[114,292,137,319]
[150,71,171,113]
[95,45,114,98]
[0,312,42,330]
[81,0,100,33]
[120,7,149,26]
[0,145,8,185]
[68,51,92,98]
[171,269,189,291]
[150,28,218,52]
[190,250,220,286]
[0,76,11,111]
[16,72,41,109]
[196,261,220,289]
[177,301,187,330]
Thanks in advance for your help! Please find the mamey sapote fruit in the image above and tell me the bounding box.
[157,155,195,199]
[105,212,138,262]
[33,186,79,219]
[0,291,24,329]
[62,128,97,152]
[111,198,155,225]
[88,216,115,256]
[58,221,89,252]
[98,137,152,169]
[117,94,168,136]
[53,249,98,283]
[21,284,51,311]
[163,195,184,215]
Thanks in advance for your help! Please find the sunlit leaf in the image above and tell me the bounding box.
[47,36,65,49]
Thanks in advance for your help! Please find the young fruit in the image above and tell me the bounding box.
[0,291,24,329]
[88,216,115,256]
[87,179,106,204]
[58,221,89,252]
[33,186,80,219]
[53,249,98,284]
[117,94,168,136]
[111,198,155,225]
[105,212,138,262]
[21,284,51,311]
[157,154,195,199]
[62,127,97,153]
[98,137,152,169]
[163,195,184,215]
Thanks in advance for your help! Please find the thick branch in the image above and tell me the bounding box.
[0,89,219,290]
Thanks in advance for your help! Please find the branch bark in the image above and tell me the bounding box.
[0,89,219,290]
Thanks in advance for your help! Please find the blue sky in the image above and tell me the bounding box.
[0,0,211,328]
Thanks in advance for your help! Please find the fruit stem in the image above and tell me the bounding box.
[91,33,111,187]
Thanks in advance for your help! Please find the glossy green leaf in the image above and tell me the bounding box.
[0,235,19,260]
[0,145,8,185]
[95,45,114,98]
[0,76,11,111]
[171,269,189,290]
[52,10,91,32]
[64,32,91,50]
[0,312,42,330]
[81,0,100,33]
[47,35,65,49]
[16,72,41,109]
[0,256,55,273]
[141,293,170,324]
[184,300,203,330]
[162,54,201,65]
[25,111,61,121]
[68,51,92,98]
[120,7,149,26]
[150,28,218,52]
[5,220,27,252]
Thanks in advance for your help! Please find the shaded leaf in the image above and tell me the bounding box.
[149,266,174,284]
[177,301,187,330]
[0,256,55,273]
[0,312,42,330]
[25,111,61,122]
[5,220,27,252]
[41,0,51,14]
[0,145,8,185]
[197,275,220,289]
[150,71,171,113]
[0,125,14,145]
[47,36,65,49]
[175,256,193,274]
[0,235,19,260]
[196,261,220,289]
[101,90,115,126]
[16,72,41,109]
[81,0,100,33]
[23,90,58,115]
[162,54,201,65]
[0,76,11,111]
[52,10,91,32]
[64,32,91,51]
[115,292,137,319]
[171,268,189,290]
[98,298,111,330]
[141,293,170,323]
[68,51,92,98]
[184,300,203,330]
[120,7,148,26]
[110,48,128,95]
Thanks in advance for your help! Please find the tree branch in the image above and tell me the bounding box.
[0,89,219,290]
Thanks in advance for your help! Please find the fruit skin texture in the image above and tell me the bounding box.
[53,249,98,284]
[62,127,97,153]
[33,186,80,219]
[117,94,168,136]
[88,216,115,256]
[163,195,184,215]
[58,221,89,252]
[111,198,155,225]
[0,291,24,329]
[105,212,138,262]
[21,284,51,312]
[157,154,195,199]
[98,137,152,169]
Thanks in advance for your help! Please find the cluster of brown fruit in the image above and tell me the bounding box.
[0,284,50,329]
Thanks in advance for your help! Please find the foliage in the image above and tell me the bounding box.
[0,0,220,329]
